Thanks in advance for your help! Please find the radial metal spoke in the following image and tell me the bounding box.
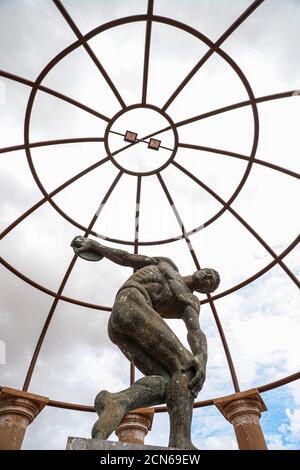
[157,173,200,268]
[0,69,110,122]
[162,0,265,111]
[141,0,154,104]
[134,176,142,257]
[156,173,240,392]
[52,0,126,109]
[130,176,143,384]
[22,171,123,391]
[0,137,104,155]
[172,161,300,290]
[216,0,265,42]
[174,90,299,130]
[178,142,300,180]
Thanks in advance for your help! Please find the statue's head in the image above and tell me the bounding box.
[191,268,220,294]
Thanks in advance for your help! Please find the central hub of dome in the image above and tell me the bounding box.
[105,104,178,176]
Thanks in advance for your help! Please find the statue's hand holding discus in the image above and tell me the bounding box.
[71,236,103,261]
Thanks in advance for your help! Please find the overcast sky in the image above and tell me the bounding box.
[0,0,299,450]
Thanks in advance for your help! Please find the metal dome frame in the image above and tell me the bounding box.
[0,0,299,428]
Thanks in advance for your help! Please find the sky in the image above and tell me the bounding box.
[0,0,299,450]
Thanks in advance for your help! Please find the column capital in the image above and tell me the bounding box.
[214,388,267,422]
[0,386,49,449]
[116,407,154,445]
[214,389,267,450]
[0,387,49,415]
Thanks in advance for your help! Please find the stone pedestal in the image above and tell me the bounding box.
[67,437,175,450]
[0,387,48,450]
[115,408,154,445]
[214,388,267,450]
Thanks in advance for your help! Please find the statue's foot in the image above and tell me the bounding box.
[92,390,126,440]
[91,419,105,440]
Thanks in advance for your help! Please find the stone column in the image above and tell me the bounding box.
[0,387,49,450]
[116,408,154,445]
[214,388,267,450]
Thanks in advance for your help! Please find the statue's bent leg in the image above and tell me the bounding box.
[92,333,170,440]
[110,289,193,372]
[166,370,196,449]
[109,288,197,449]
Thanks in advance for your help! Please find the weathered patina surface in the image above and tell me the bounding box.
[71,235,220,449]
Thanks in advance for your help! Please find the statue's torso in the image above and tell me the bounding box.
[118,261,196,319]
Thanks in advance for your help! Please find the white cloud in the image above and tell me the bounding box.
[266,434,287,450]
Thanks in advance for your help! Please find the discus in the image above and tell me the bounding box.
[71,236,104,262]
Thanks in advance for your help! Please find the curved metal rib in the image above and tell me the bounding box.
[22,171,123,391]
[0,156,110,240]
[1,235,297,311]
[45,369,300,413]
[0,255,111,311]
[172,161,300,290]
[156,173,240,392]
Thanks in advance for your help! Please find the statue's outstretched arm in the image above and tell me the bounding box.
[71,235,157,268]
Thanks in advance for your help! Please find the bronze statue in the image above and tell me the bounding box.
[71,235,220,449]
